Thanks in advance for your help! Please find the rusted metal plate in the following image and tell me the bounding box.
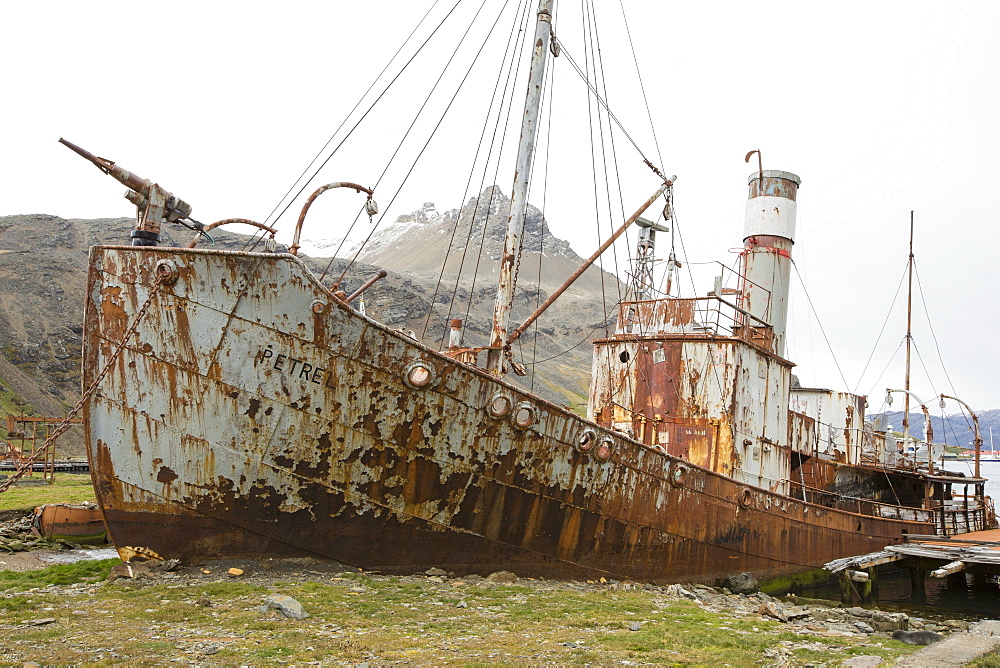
[32,504,107,544]
[790,388,868,464]
[747,170,801,201]
[84,246,972,585]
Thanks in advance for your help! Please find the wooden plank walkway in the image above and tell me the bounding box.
[826,528,1000,577]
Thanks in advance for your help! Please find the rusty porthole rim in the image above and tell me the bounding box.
[669,462,689,487]
[739,487,754,508]
[576,428,597,452]
[595,437,614,461]
[487,391,514,419]
[403,359,436,389]
[512,401,537,430]
[311,299,328,314]
[153,259,179,286]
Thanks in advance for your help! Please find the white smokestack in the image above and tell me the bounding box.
[740,170,801,358]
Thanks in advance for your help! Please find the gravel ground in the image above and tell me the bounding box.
[0,553,971,666]
[0,507,985,666]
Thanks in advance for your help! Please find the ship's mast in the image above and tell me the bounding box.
[487,0,554,377]
[903,212,914,443]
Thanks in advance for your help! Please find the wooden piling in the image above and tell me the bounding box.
[839,575,853,605]
[867,566,879,601]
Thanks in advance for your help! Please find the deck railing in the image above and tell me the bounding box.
[783,480,993,532]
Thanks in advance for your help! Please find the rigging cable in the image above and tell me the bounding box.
[260,0,444,232]
[549,35,663,179]
[852,262,909,396]
[668,206,698,301]
[910,338,940,405]
[589,0,665,416]
[617,0,665,177]
[334,0,514,285]
[619,0,688,304]
[938,401,961,449]
[791,260,850,390]
[249,0,463,255]
[418,0,527,342]
[863,337,905,401]
[459,1,535,334]
[529,24,558,393]
[579,0,616,395]
[913,258,975,440]
[590,0,627,307]
[913,260,963,399]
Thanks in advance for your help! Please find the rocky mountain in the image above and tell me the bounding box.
[0,194,625,454]
[303,185,616,297]
[870,409,1000,451]
[323,187,626,410]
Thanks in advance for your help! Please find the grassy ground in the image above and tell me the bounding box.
[0,474,928,665]
[0,373,38,418]
[0,474,96,513]
[0,560,924,666]
[975,651,1000,668]
[0,558,115,590]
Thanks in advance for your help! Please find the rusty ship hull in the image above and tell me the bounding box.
[84,244,956,584]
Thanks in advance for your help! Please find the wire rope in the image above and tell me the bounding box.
[577,0,618,401]
[864,337,904,400]
[910,339,940,404]
[335,0,512,285]
[852,262,909,395]
[617,0,665,176]
[913,261,962,399]
[459,1,534,334]
[419,0,525,342]
[247,0,464,255]
[529,25,558,393]
[791,260,850,389]
[261,0,445,231]
[549,35,661,176]
[590,0,626,306]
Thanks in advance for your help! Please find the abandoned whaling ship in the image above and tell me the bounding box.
[67,0,993,585]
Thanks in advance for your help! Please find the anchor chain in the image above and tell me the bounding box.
[0,274,165,494]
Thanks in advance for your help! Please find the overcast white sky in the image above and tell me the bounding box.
[3,1,998,411]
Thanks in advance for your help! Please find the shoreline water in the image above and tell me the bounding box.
[943,458,1000,498]
[796,458,1000,616]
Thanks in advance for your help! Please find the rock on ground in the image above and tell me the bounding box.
[722,572,759,595]
[261,593,310,620]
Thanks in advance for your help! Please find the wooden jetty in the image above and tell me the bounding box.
[825,528,1000,603]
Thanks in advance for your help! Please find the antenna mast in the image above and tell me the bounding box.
[487,0,554,376]
[903,212,914,444]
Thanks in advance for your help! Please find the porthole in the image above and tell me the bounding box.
[153,259,179,286]
[576,428,597,452]
[311,300,327,314]
[669,462,688,487]
[619,350,630,363]
[513,402,536,430]
[404,360,435,389]
[487,392,513,419]
[595,438,614,461]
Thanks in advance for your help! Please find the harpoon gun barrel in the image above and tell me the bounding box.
[59,137,197,247]
[58,137,149,193]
